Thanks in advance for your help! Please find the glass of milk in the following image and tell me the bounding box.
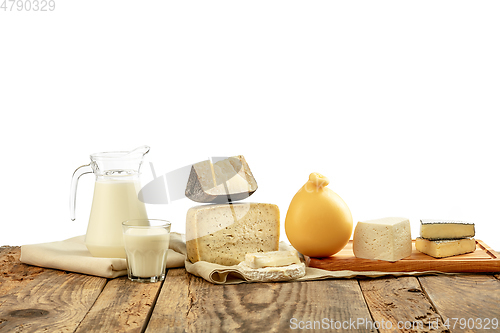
[122,219,171,283]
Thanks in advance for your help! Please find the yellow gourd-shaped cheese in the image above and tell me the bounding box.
[285,172,353,257]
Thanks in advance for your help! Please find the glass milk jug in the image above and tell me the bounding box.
[70,146,150,258]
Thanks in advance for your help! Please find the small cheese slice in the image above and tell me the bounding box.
[185,155,258,203]
[353,217,412,262]
[237,262,306,282]
[420,219,475,240]
[244,250,301,269]
[186,203,280,266]
[416,237,476,258]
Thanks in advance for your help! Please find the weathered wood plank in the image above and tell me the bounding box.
[359,276,448,332]
[0,247,107,333]
[147,269,376,333]
[418,274,500,333]
[0,246,47,297]
[75,276,163,333]
[145,268,191,333]
[0,246,12,257]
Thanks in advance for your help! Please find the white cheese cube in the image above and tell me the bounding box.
[353,217,412,262]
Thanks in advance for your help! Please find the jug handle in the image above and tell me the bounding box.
[70,164,93,221]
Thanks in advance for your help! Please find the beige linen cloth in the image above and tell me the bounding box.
[21,233,442,284]
[20,233,187,279]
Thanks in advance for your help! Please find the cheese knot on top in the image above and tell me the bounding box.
[305,172,330,191]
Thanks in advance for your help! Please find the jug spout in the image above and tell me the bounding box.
[89,145,150,178]
[127,145,150,157]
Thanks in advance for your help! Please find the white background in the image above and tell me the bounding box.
[1,1,499,251]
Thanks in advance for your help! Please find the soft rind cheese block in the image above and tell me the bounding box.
[237,262,306,282]
[185,156,258,203]
[420,219,475,240]
[353,217,412,262]
[244,250,301,269]
[416,237,476,258]
[186,203,279,266]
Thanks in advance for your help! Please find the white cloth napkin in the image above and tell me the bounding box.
[20,233,186,278]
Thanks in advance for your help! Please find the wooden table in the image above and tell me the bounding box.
[1,246,499,333]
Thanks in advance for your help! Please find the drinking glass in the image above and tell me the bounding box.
[122,219,171,283]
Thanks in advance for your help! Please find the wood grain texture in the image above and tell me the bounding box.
[2,245,499,333]
[359,276,448,332]
[0,246,45,297]
[419,274,500,333]
[0,246,11,257]
[145,268,192,333]
[0,247,107,333]
[148,269,376,333]
[75,276,162,333]
[307,240,500,273]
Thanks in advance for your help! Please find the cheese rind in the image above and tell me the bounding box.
[237,262,306,282]
[353,217,412,262]
[416,237,476,258]
[185,155,258,203]
[420,220,475,240]
[186,203,280,266]
[244,250,301,269]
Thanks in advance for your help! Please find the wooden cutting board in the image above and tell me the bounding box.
[305,240,500,273]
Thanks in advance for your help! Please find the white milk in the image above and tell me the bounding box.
[123,227,170,277]
[86,179,148,258]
